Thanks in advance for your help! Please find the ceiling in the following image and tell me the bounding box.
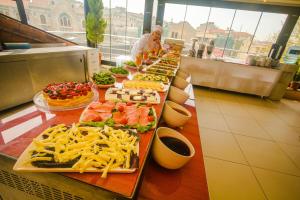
[225,0,300,7]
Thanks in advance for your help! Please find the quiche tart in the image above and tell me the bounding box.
[43,82,93,107]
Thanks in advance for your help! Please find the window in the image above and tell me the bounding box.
[224,10,261,60]
[0,0,20,21]
[40,14,46,24]
[205,8,235,57]
[23,0,86,46]
[182,5,210,54]
[101,0,145,62]
[281,17,300,63]
[163,3,186,41]
[82,20,85,29]
[162,4,288,63]
[59,14,71,27]
[249,12,287,56]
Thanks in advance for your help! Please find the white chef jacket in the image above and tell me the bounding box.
[131,33,151,59]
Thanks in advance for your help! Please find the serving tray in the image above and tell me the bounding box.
[33,88,99,112]
[105,88,160,104]
[13,127,139,173]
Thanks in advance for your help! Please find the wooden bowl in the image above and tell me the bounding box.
[168,86,189,105]
[177,69,190,80]
[163,100,191,128]
[172,76,189,90]
[152,127,195,169]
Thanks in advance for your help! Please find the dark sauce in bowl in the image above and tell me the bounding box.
[160,136,190,156]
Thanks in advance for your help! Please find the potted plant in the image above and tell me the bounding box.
[291,72,300,90]
[86,0,107,62]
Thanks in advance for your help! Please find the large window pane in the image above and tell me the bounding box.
[126,0,145,54]
[202,8,235,57]
[23,0,86,45]
[151,0,158,28]
[182,5,210,54]
[282,17,300,63]
[102,0,111,61]
[110,0,126,61]
[102,0,145,62]
[249,12,287,56]
[163,3,186,41]
[0,0,20,20]
[224,10,261,61]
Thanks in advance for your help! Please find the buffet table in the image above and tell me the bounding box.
[0,69,209,200]
[180,56,282,97]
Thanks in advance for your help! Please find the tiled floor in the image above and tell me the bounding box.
[194,86,300,200]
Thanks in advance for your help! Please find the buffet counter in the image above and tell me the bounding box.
[0,69,209,200]
[180,56,282,97]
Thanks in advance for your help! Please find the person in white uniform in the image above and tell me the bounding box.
[131,25,163,60]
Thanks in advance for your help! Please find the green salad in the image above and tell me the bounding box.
[109,67,129,75]
[92,72,115,85]
[124,60,136,67]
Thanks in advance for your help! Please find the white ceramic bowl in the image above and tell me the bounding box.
[176,69,190,80]
[168,86,189,105]
[172,76,189,90]
[152,127,195,169]
[163,100,191,128]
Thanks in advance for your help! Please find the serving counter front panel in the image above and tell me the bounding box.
[180,56,282,97]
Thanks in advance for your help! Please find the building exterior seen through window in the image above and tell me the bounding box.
[163,3,288,63]
[40,14,46,24]
[0,0,20,20]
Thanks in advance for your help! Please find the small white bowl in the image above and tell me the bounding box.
[168,86,189,105]
[177,69,190,80]
[152,127,195,169]
[163,100,191,128]
[172,76,189,90]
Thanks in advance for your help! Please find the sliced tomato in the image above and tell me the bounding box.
[113,112,126,124]
[119,117,128,125]
[148,115,154,122]
[126,102,133,106]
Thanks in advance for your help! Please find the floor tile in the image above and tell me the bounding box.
[236,135,300,176]
[253,168,300,200]
[278,143,300,169]
[274,111,300,128]
[201,128,247,164]
[262,123,300,147]
[217,101,252,118]
[195,98,220,113]
[224,115,272,140]
[204,157,266,200]
[197,111,229,132]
